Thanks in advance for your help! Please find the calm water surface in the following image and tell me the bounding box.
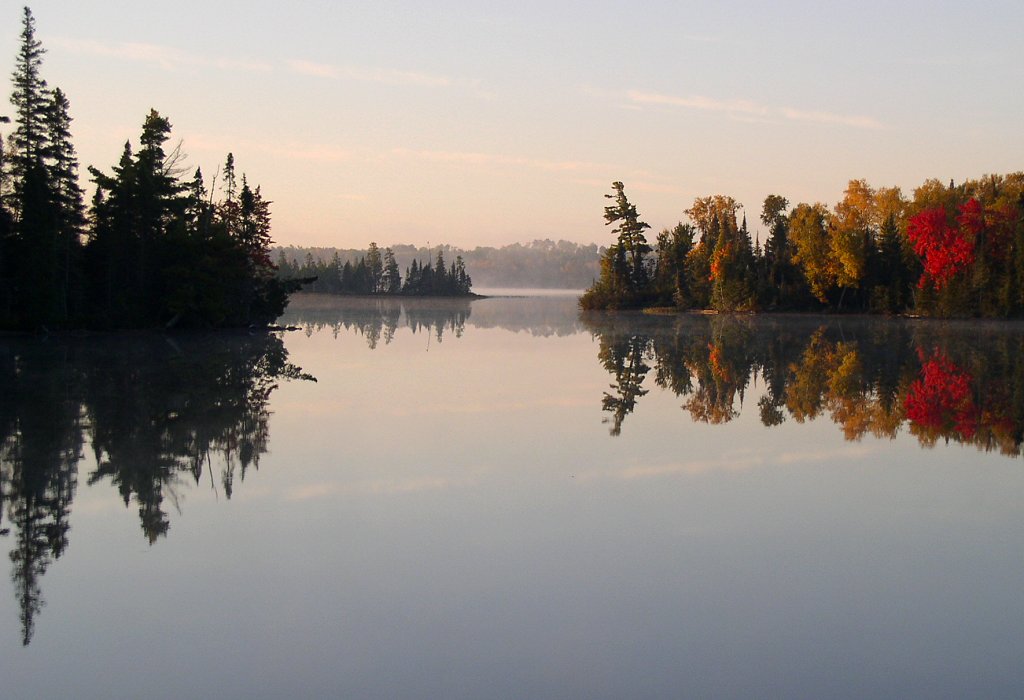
[1,292,1023,699]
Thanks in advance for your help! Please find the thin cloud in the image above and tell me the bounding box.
[628,89,884,129]
[780,107,884,130]
[629,90,768,117]
[287,58,458,88]
[50,37,272,73]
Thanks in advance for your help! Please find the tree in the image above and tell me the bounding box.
[44,87,85,318]
[219,152,239,237]
[653,223,695,306]
[8,7,49,197]
[830,179,876,309]
[604,181,651,290]
[760,194,797,307]
[789,203,834,304]
[906,204,975,291]
[366,241,383,293]
[581,182,653,309]
[382,247,401,293]
[709,206,755,311]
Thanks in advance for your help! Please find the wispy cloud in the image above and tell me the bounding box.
[629,90,769,117]
[627,89,884,130]
[50,37,272,73]
[287,58,461,88]
[780,107,884,130]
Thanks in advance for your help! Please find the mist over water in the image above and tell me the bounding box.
[1,295,1023,698]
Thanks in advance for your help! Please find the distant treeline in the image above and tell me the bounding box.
[277,243,473,296]
[582,175,1024,318]
[274,239,601,290]
[0,8,292,330]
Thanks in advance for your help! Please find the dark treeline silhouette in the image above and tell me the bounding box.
[0,8,293,330]
[275,239,601,290]
[582,176,1024,317]
[277,243,473,296]
[584,313,1024,453]
[0,332,312,645]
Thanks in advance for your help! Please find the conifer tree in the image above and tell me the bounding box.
[44,87,84,318]
[382,247,401,293]
[366,241,383,293]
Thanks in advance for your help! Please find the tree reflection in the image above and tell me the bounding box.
[286,295,471,348]
[596,328,651,436]
[281,293,586,344]
[583,314,1024,456]
[0,332,312,645]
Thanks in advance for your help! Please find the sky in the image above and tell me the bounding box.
[1,0,1022,249]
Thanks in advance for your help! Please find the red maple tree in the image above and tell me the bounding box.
[906,201,978,290]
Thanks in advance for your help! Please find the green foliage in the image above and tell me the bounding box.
[580,182,656,309]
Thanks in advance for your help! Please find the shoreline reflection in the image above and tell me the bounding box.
[0,332,312,645]
[583,313,1024,455]
[283,292,585,346]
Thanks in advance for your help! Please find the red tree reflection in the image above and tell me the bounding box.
[905,349,979,440]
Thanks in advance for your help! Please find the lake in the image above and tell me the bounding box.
[1,292,1023,699]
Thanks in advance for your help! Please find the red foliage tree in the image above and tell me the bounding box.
[906,202,977,290]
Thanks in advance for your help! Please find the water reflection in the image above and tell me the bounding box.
[288,295,471,347]
[0,332,311,644]
[583,313,1024,455]
[284,292,584,346]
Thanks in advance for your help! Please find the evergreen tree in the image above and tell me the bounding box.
[604,181,651,290]
[219,152,239,237]
[8,7,49,201]
[653,223,695,307]
[44,88,84,319]
[580,182,654,309]
[366,241,383,293]
[382,247,401,293]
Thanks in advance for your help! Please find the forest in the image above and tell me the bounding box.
[0,8,292,330]
[277,243,474,297]
[582,175,1024,318]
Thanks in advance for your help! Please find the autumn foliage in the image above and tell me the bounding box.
[904,349,978,439]
[906,203,977,290]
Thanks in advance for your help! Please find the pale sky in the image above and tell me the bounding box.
[2,1,1022,248]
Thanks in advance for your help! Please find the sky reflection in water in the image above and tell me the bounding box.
[1,294,1023,698]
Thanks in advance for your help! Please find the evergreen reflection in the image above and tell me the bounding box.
[288,295,470,347]
[281,293,586,343]
[583,314,1024,455]
[0,333,311,645]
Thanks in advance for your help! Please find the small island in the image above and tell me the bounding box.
[275,243,475,297]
